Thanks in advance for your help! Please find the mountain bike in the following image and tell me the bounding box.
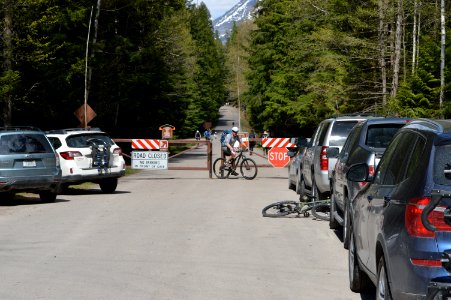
[213,149,258,180]
[262,197,330,221]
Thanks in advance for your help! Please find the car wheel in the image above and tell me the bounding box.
[99,178,118,193]
[0,192,15,204]
[329,192,340,229]
[39,191,57,203]
[312,178,323,201]
[298,175,308,202]
[349,227,372,293]
[376,256,392,300]
[343,196,351,249]
[288,172,296,190]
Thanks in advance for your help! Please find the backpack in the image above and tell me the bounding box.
[220,129,232,146]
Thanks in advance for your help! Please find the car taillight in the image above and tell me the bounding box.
[320,146,328,171]
[59,151,82,160]
[410,258,442,267]
[113,148,122,156]
[405,197,451,238]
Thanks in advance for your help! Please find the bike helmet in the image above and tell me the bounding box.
[232,126,239,133]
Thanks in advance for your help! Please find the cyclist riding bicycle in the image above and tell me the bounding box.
[222,126,242,176]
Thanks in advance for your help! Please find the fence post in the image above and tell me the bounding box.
[207,140,212,178]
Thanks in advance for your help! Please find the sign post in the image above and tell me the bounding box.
[268,147,290,168]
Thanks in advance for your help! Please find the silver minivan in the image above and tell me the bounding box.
[298,115,378,200]
[0,127,61,202]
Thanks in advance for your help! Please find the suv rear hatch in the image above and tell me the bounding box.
[0,133,58,177]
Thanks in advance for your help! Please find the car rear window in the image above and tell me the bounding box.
[329,121,359,147]
[434,144,451,186]
[0,133,54,154]
[365,124,404,148]
[66,134,113,148]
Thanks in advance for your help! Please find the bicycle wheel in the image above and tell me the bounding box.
[311,203,330,221]
[240,158,258,180]
[213,158,231,179]
[262,201,298,217]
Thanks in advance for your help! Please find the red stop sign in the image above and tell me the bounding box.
[268,147,290,168]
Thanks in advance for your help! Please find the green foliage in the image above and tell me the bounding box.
[0,0,225,138]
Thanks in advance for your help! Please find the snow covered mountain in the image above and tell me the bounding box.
[213,0,257,43]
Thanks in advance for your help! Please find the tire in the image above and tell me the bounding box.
[312,177,323,201]
[329,193,340,229]
[39,191,57,203]
[295,171,302,194]
[240,158,257,180]
[213,158,230,179]
[343,196,351,249]
[376,256,392,300]
[311,203,330,221]
[262,201,298,218]
[99,178,118,193]
[298,175,308,201]
[349,227,372,293]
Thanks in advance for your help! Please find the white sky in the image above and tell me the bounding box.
[198,0,237,19]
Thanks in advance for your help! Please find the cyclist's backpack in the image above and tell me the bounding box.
[220,129,232,146]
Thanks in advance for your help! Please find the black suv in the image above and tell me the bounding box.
[345,119,451,299]
[327,117,410,248]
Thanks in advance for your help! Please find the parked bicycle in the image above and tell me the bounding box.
[262,197,330,220]
[213,149,258,180]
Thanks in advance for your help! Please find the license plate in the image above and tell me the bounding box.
[23,160,36,167]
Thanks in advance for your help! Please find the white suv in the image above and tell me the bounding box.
[46,128,126,193]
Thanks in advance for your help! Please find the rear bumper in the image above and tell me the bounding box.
[61,170,125,184]
[426,280,451,300]
[0,175,61,193]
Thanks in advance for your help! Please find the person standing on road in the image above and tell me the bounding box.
[204,129,211,140]
[195,130,201,141]
[248,129,256,155]
[222,126,242,176]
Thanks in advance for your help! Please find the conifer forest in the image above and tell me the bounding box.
[1,0,451,138]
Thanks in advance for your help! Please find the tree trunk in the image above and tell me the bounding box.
[379,0,387,106]
[439,0,445,114]
[390,0,403,98]
[3,0,13,126]
[412,0,417,74]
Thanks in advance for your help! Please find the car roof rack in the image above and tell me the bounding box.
[0,126,43,132]
[46,127,103,134]
[330,113,385,118]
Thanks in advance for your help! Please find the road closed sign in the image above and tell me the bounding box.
[268,147,290,168]
[132,151,168,169]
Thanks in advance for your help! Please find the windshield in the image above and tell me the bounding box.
[0,133,53,154]
[329,121,359,147]
[365,124,404,148]
[66,134,113,148]
[434,144,451,186]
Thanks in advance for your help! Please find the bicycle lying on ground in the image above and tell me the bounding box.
[262,197,330,221]
[213,149,258,180]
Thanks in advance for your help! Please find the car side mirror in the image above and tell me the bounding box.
[347,163,369,182]
[326,147,340,158]
[288,150,296,158]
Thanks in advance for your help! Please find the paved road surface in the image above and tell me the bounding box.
[0,106,374,300]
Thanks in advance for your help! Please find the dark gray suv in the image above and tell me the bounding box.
[0,127,61,202]
[327,117,410,248]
